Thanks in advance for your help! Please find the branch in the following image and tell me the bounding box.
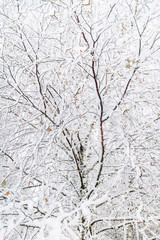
[87,58,105,198]
[62,129,85,190]
[97,222,131,234]
[75,12,90,49]
[0,149,14,162]
[103,67,138,122]
[20,224,40,229]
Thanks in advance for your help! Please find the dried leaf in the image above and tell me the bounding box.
[82,0,90,6]
[126,64,131,69]
[47,127,52,132]
[123,109,129,114]
[1,180,6,187]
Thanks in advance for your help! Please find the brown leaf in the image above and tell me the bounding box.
[47,127,52,132]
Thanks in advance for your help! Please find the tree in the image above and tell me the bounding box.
[0,0,160,239]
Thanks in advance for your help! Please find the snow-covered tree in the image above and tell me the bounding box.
[0,0,160,239]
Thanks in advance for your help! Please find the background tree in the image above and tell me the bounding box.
[0,0,160,239]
